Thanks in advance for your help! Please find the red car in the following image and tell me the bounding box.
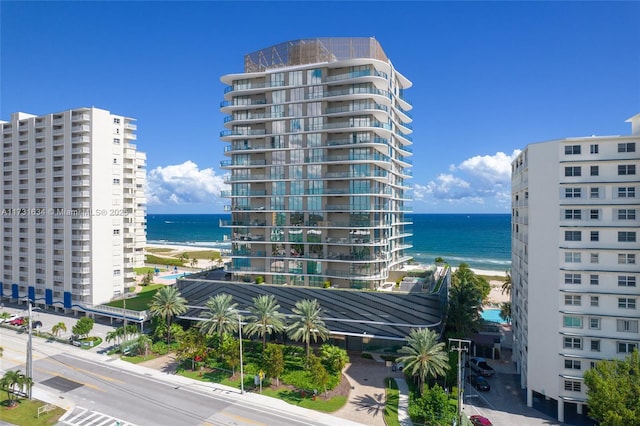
[470,415,493,426]
[9,317,25,326]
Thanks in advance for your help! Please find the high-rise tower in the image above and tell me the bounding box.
[1,107,146,310]
[219,38,413,289]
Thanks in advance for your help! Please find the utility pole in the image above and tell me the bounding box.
[123,297,127,347]
[26,298,33,399]
[449,338,471,426]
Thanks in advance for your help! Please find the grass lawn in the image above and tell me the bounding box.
[0,398,65,426]
[384,378,400,426]
[105,284,164,311]
[121,354,157,364]
[177,367,347,413]
[261,388,347,412]
[145,247,174,253]
[175,250,221,260]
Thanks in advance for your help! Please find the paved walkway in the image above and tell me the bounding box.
[333,352,412,426]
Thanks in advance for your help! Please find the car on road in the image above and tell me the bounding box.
[9,317,26,326]
[470,415,493,425]
[467,374,491,391]
[467,357,495,376]
[31,320,43,329]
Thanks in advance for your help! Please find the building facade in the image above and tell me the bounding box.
[1,107,146,310]
[219,38,413,289]
[511,114,640,423]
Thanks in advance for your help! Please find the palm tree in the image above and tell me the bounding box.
[396,328,449,396]
[286,299,329,363]
[446,280,483,337]
[149,286,188,344]
[1,370,27,406]
[198,293,238,339]
[245,295,286,349]
[106,329,121,346]
[501,270,512,295]
[137,334,152,357]
[52,321,67,338]
[499,302,512,324]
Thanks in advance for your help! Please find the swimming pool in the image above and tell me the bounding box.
[481,308,507,324]
[162,272,191,280]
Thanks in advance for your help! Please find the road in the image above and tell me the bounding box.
[1,328,364,426]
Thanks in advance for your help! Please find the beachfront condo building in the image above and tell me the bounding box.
[1,107,147,311]
[511,113,640,423]
[219,38,413,289]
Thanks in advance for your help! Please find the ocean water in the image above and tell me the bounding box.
[146,213,511,272]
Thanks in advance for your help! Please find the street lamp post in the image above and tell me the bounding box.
[238,313,244,394]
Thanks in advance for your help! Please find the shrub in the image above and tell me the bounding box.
[323,280,331,288]
[255,276,264,284]
[152,341,169,355]
[361,352,374,359]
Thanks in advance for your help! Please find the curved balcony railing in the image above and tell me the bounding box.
[224,80,286,94]
[325,69,388,83]
[220,99,267,108]
[304,153,389,164]
[220,159,267,167]
[224,111,285,123]
[308,87,391,101]
[325,103,388,114]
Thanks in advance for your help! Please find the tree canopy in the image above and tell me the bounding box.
[584,349,640,426]
[71,317,94,338]
[149,286,188,343]
[397,328,449,395]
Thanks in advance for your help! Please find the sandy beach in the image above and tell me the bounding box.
[144,243,510,303]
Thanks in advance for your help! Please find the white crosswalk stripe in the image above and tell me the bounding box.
[60,406,137,426]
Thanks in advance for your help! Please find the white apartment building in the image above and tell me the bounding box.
[1,107,146,311]
[219,38,413,289]
[511,113,640,423]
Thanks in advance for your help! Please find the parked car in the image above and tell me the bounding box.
[9,317,25,326]
[467,374,491,391]
[395,362,405,371]
[470,415,493,426]
[467,357,495,376]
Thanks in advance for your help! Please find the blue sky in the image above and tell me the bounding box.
[2,1,638,214]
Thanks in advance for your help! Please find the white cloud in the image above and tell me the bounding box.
[146,161,228,206]
[413,150,520,211]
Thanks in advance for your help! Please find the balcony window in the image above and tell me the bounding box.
[563,316,582,328]
[565,231,582,241]
[564,145,581,155]
[617,187,635,198]
[618,298,636,309]
[617,342,638,353]
[565,274,581,285]
[590,340,600,352]
[564,295,581,305]
[589,318,600,330]
[618,231,636,242]
[618,276,636,287]
[616,320,639,333]
[564,337,582,349]
[617,142,636,153]
[564,359,581,370]
[618,164,636,175]
[590,144,599,154]
[565,166,581,177]
[617,209,636,220]
[590,166,599,176]
[564,380,581,392]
